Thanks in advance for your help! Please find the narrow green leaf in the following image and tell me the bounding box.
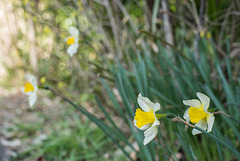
[195,126,240,158]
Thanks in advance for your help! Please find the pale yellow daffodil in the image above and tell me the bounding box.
[183,92,215,135]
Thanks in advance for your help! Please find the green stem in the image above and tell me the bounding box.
[38,85,45,89]
[166,113,177,118]
[207,108,215,112]
[155,114,167,119]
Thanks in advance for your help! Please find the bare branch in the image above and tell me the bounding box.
[171,116,195,128]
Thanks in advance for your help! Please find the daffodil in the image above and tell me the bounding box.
[183,92,215,135]
[65,26,79,57]
[133,94,161,145]
[21,74,38,107]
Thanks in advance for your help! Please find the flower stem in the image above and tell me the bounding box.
[166,113,177,118]
[155,114,167,119]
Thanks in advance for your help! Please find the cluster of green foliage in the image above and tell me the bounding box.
[97,37,240,160]
[8,107,119,161]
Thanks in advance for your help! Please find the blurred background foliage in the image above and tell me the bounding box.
[0,0,240,160]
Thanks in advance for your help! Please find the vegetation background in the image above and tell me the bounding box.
[0,0,239,160]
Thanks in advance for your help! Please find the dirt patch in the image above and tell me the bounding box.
[0,89,65,160]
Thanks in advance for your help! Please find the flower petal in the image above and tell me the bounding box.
[206,115,215,132]
[151,120,160,127]
[143,126,158,145]
[68,27,79,36]
[192,128,201,135]
[183,99,202,108]
[153,103,161,122]
[192,119,207,135]
[137,93,152,112]
[183,108,190,122]
[153,103,160,112]
[67,44,78,56]
[197,92,210,111]
[133,119,151,130]
[25,74,34,81]
[28,93,37,107]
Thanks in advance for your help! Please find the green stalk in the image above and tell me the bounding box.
[155,114,167,119]
[166,113,177,118]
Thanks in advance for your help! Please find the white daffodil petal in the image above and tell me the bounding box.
[75,37,79,43]
[25,74,37,85]
[192,119,207,135]
[68,27,79,36]
[153,103,161,112]
[197,119,207,130]
[143,126,158,145]
[151,120,160,127]
[139,124,151,130]
[183,99,202,108]
[25,74,34,81]
[183,108,190,122]
[192,128,202,135]
[28,93,37,107]
[133,119,151,130]
[207,115,215,132]
[67,44,78,56]
[153,104,161,123]
[138,93,155,109]
[25,91,34,96]
[137,94,151,112]
[197,92,210,111]
[33,84,38,92]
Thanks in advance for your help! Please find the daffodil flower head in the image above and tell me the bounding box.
[133,93,161,145]
[21,74,38,107]
[183,92,215,135]
[65,26,79,57]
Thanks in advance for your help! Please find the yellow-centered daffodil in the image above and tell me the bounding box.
[21,74,38,107]
[65,27,79,57]
[133,94,161,145]
[183,92,215,135]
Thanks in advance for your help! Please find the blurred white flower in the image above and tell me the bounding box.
[65,26,79,57]
[21,74,38,107]
[133,93,160,145]
[183,92,215,135]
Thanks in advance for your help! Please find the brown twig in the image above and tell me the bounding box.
[213,111,230,118]
[171,116,195,128]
